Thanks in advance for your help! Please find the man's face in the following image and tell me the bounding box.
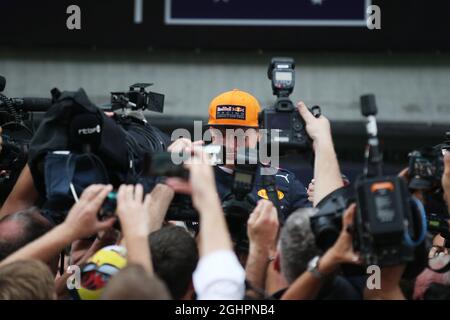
[209,126,259,166]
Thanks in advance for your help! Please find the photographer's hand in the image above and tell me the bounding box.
[116,184,153,274]
[63,184,116,239]
[318,204,361,274]
[0,184,116,267]
[147,183,175,233]
[245,200,279,298]
[168,138,204,153]
[297,101,343,206]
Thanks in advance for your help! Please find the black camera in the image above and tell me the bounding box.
[408,147,444,190]
[110,83,164,112]
[408,132,450,190]
[310,185,354,251]
[97,191,122,229]
[222,149,259,253]
[147,151,190,180]
[260,57,316,152]
[0,75,51,203]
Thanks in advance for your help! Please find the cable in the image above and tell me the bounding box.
[404,196,428,247]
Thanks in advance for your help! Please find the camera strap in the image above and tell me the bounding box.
[260,167,282,222]
[44,151,110,211]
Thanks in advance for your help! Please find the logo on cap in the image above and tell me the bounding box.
[216,105,246,121]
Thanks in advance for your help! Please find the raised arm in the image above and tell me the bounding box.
[0,184,116,267]
[166,147,245,300]
[245,199,279,298]
[297,102,343,206]
[0,164,39,218]
[116,184,154,274]
[282,204,360,300]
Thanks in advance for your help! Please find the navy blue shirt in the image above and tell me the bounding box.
[214,165,311,221]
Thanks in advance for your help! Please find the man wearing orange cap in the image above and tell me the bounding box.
[204,89,311,220]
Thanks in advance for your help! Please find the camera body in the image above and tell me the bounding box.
[98,191,121,229]
[311,177,416,267]
[148,151,190,179]
[408,147,444,190]
[222,150,258,253]
[408,133,450,190]
[310,185,354,252]
[110,83,164,112]
[354,176,415,266]
[260,57,312,151]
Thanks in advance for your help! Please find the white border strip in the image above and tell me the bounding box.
[165,0,371,27]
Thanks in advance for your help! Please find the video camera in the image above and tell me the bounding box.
[407,132,450,190]
[0,75,52,203]
[259,57,320,153]
[311,94,427,267]
[110,83,164,112]
[407,132,450,248]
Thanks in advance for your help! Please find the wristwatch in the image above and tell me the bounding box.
[307,256,325,280]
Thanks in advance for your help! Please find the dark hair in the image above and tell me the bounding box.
[0,207,54,261]
[101,264,171,300]
[149,225,198,299]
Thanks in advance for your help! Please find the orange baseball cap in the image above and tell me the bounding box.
[208,89,261,128]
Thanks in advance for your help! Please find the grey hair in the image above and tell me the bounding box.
[279,207,320,284]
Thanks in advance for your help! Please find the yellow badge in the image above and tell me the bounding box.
[257,189,284,200]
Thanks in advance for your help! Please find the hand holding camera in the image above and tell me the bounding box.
[297,101,331,150]
[115,184,152,238]
[165,146,221,211]
[247,199,279,255]
[318,203,361,276]
[63,184,116,240]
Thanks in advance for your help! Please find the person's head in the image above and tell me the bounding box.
[207,89,261,167]
[0,260,56,300]
[0,208,56,272]
[101,264,171,300]
[277,208,319,284]
[149,225,198,300]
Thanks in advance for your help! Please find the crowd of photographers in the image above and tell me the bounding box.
[0,69,450,300]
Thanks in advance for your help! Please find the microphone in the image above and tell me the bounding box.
[360,94,382,177]
[0,97,52,112]
[69,113,103,151]
[0,76,5,92]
